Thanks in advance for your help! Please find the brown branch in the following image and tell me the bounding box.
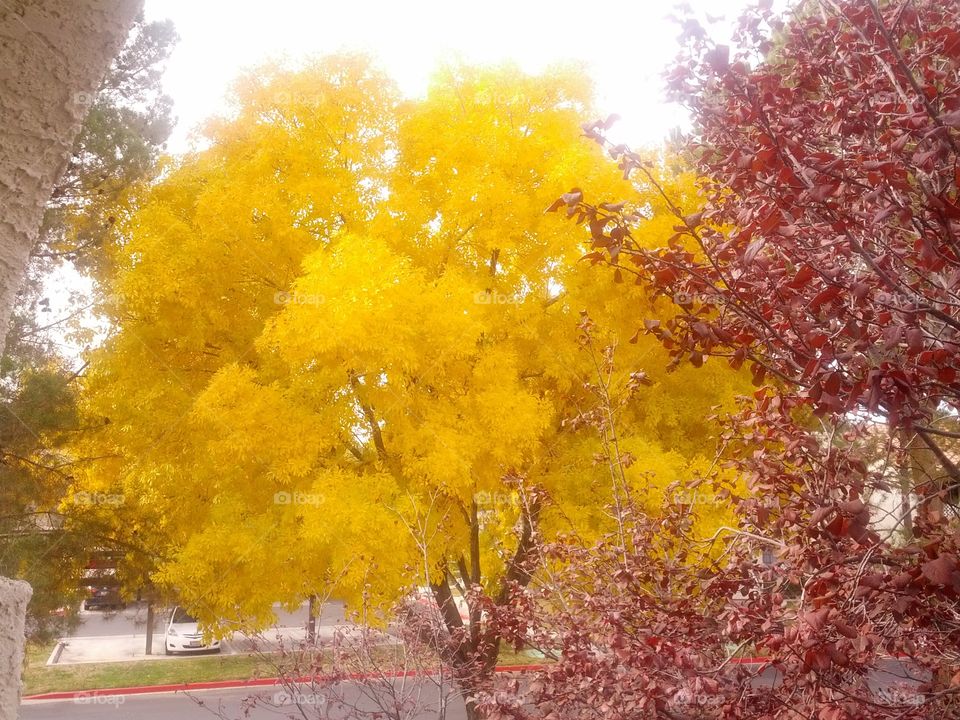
[495,498,541,605]
[864,0,960,155]
[348,372,388,463]
[915,424,960,440]
[916,429,960,502]
[488,248,500,277]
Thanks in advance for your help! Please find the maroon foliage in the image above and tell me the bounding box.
[511,1,960,717]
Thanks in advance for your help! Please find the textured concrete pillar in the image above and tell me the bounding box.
[0,579,31,720]
[0,2,142,718]
[1,0,141,338]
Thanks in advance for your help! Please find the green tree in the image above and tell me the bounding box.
[37,14,176,273]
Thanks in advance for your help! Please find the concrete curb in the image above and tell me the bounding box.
[22,661,779,702]
[44,642,65,667]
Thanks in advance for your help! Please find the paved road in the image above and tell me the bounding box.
[744,657,928,697]
[72,601,344,637]
[22,682,465,720]
[20,659,928,719]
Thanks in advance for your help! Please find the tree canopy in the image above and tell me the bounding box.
[73,57,749,648]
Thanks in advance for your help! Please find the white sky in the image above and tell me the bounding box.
[143,0,753,153]
[45,0,760,363]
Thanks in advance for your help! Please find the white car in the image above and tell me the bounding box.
[164,606,221,654]
[408,586,473,624]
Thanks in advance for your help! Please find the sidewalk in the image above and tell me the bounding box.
[50,624,375,665]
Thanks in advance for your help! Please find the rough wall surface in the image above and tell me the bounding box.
[0,0,140,338]
[0,579,30,720]
[0,2,141,718]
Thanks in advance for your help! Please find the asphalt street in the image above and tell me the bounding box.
[22,682,466,720]
[21,658,929,719]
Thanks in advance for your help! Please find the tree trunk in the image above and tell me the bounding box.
[307,594,317,644]
[904,429,944,525]
[895,429,914,541]
[145,601,154,655]
[0,2,141,718]
[458,654,497,720]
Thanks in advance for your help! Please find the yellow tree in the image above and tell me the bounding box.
[73,56,749,711]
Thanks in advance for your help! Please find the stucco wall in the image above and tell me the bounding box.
[0,580,30,720]
[1,0,140,337]
[0,2,141,717]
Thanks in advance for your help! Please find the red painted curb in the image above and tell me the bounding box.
[21,665,553,701]
[23,660,786,701]
[24,653,915,701]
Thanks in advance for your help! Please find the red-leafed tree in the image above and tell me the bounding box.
[487,1,960,718]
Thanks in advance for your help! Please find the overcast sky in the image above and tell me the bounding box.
[48,0,760,361]
[143,0,753,154]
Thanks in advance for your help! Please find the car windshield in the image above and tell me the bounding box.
[172,607,196,624]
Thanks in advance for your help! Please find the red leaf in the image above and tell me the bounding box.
[653,268,678,285]
[803,608,829,631]
[810,285,841,310]
[838,499,865,515]
[940,109,960,128]
[823,372,842,395]
[759,211,781,233]
[922,554,958,587]
[599,201,626,213]
[906,328,924,354]
[810,506,833,526]
[705,44,730,73]
[835,620,858,639]
[744,239,765,264]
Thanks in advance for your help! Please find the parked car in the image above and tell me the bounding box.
[165,606,221,655]
[407,586,473,625]
[83,585,123,611]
